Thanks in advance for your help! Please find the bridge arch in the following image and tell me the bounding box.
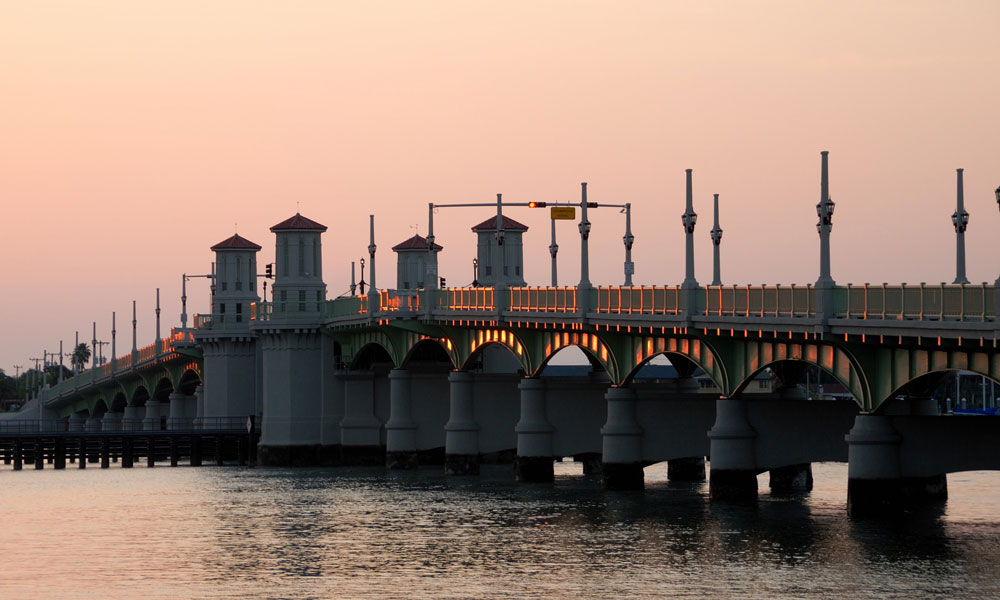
[865,346,1000,412]
[459,328,532,374]
[620,336,727,390]
[532,330,617,381]
[351,341,397,370]
[726,341,871,410]
[401,337,458,369]
[177,368,203,396]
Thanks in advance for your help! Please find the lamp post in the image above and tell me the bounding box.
[359,257,367,296]
[952,168,970,284]
[710,193,723,286]
[681,169,698,289]
[472,258,479,287]
[816,151,836,287]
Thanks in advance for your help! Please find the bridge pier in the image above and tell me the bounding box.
[601,387,644,490]
[845,415,946,517]
[68,414,85,432]
[445,371,479,475]
[708,397,759,501]
[515,378,554,482]
[339,370,384,465]
[168,392,192,430]
[85,416,102,432]
[122,405,143,431]
[143,400,164,431]
[385,369,418,469]
[257,330,325,466]
[102,412,122,432]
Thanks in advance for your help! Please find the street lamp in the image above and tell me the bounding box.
[472,258,479,287]
[359,257,367,296]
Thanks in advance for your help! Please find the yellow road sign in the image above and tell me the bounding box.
[550,206,576,220]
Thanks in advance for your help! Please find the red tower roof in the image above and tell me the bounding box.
[270,213,328,232]
[471,215,529,232]
[392,234,443,252]
[210,233,262,251]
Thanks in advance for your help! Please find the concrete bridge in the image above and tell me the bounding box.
[15,151,1000,516]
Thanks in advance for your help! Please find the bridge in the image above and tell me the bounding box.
[11,151,1000,516]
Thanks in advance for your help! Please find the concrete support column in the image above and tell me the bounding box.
[845,414,947,517]
[68,414,86,432]
[445,371,479,475]
[143,400,163,431]
[122,404,142,431]
[708,397,759,500]
[85,416,103,432]
[385,369,417,469]
[600,387,644,490]
[340,370,383,465]
[194,385,205,428]
[514,378,554,482]
[668,457,706,482]
[168,392,190,430]
[101,411,122,432]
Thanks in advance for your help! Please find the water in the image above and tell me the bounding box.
[1,461,999,599]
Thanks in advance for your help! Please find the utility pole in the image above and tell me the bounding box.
[623,203,634,286]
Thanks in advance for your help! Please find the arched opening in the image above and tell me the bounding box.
[879,369,1000,416]
[351,342,394,371]
[732,359,862,405]
[538,345,609,381]
[152,377,174,403]
[623,352,719,392]
[110,392,127,414]
[402,339,456,370]
[178,369,202,396]
[131,385,150,408]
[462,341,526,374]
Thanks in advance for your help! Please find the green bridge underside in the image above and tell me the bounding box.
[50,283,1000,415]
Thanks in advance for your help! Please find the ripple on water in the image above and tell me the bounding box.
[0,462,999,599]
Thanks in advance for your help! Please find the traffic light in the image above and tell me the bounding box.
[439,277,446,288]
[265,264,273,279]
[586,202,598,208]
[528,202,547,208]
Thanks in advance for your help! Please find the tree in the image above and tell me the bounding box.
[71,343,91,372]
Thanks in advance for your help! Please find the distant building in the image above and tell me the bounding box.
[392,234,442,290]
[472,215,528,287]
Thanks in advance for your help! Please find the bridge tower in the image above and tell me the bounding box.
[472,215,527,287]
[393,234,442,290]
[256,213,332,465]
[194,233,263,427]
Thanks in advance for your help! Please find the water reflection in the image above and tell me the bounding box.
[1,462,999,598]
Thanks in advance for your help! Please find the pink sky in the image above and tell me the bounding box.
[2,1,999,373]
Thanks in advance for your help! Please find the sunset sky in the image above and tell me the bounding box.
[2,1,999,373]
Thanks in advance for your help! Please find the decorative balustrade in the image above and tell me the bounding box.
[703,284,816,318]
[840,283,994,321]
[508,287,577,313]
[435,287,495,312]
[593,286,682,315]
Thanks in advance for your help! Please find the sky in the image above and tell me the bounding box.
[1,1,999,374]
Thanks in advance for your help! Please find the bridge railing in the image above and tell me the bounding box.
[703,284,817,318]
[593,286,683,315]
[435,287,495,312]
[839,283,994,321]
[508,287,577,312]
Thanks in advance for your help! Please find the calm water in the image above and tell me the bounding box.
[1,461,999,599]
